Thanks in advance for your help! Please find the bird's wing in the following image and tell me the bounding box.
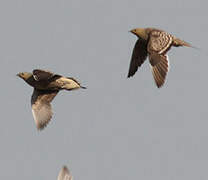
[66,77,87,89]
[58,166,73,180]
[31,89,58,130]
[148,30,173,55]
[32,69,61,81]
[150,54,169,88]
[127,39,148,77]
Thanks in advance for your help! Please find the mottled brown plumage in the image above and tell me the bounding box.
[17,69,86,130]
[58,166,73,180]
[128,27,191,88]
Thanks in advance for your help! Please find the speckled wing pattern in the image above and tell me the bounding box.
[148,30,173,54]
[147,30,172,87]
[31,89,59,130]
[128,39,148,77]
[58,166,73,180]
[32,69,60,81]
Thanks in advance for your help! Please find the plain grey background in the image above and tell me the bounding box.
[0,0,207,179]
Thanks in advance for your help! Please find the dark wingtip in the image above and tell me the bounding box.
[157,84,163,88]
[62,165,69,170]
[127,72,131,78]
[81,86,87,89]
[127,72,135,78]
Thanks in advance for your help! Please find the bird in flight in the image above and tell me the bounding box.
[57,166,73,180]
[128,27,192,88]
[17,69,86,130]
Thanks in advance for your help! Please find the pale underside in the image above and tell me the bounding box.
[31,89,58,130]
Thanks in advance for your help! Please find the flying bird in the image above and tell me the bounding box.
[17,69,86,130]
[128,27,192,88]
[57,166,73,180]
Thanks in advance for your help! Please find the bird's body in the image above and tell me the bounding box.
[17,69,86,130]
[128,27,191,87]
[19,71,82,91]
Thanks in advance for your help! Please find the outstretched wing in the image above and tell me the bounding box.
[127,38,148,77]
[32,69,61,81]
[58,166,73,180]
[147,30,172,88]
[150,54,169,88]
[31,89,58,130]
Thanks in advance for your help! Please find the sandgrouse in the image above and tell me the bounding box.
[128,27,191,88]
[58,166,73,180]
[17,69,86,130]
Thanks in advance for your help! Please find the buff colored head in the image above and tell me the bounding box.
[130,28,148,40]
[17,72,32,80]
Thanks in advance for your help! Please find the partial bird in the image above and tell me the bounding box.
[17,69,86,130]
[128,27,192,88]
[58,166,73,180]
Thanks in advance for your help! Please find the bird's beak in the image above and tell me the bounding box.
[16,73,20,77]
[129,29,136,35]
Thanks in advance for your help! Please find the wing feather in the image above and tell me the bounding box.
[128,39,148,77]
[150,55,169,88]
[33,69,60,81]
[31,89,58,130]
[58,166,73,180]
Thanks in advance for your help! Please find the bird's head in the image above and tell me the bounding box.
[130,28,148,40]
[17,72,32,80]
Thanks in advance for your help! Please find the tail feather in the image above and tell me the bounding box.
[173,38,192,47]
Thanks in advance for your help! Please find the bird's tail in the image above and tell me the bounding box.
[173,38,192,47]
[174,38,201,51]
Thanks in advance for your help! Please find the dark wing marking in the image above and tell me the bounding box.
[32,69,61,81]
[31,89,58,130]
[150,55,169,88]
[58,166,73,180]
[127,39,148,77]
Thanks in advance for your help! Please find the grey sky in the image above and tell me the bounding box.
[0,0,208,179]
